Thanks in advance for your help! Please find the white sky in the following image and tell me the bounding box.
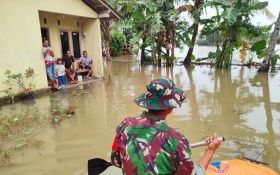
[250,0,280,25]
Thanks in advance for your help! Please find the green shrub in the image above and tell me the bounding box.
[271,53,280,69]
[110,30,126,56]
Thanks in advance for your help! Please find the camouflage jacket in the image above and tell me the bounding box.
[111,112,205,175]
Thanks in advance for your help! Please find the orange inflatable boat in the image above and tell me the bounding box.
[207,160,279,175]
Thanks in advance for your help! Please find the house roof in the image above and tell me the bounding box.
[82,0,122,19]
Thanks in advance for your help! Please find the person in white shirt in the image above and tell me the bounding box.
[55,58,66,86]
[42,39,60,89]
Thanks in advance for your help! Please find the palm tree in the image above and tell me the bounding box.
[258,12,280,72]
[182,0,202,66]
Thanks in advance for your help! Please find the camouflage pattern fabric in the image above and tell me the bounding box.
[134,78,186,110]
[111,112,195,175]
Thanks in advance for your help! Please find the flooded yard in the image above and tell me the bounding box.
[0,58,280,174]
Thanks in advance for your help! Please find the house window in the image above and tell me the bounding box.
[72,32,81,58]
[60,31,70,55]
[41,28,50,44]
[44,18,47,24]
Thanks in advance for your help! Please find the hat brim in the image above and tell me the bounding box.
[134,88,185,110]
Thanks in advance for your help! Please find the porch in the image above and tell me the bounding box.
[39,11,104,78]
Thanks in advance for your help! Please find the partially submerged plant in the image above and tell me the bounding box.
[2,68,35,100]
[271,50,280,69]
[0,112,40,166]
[0,102,75,166]
[250,40,280,69]
[250,40,267,59]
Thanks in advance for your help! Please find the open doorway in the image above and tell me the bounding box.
[41,28,50,43]
[72,32,81,58]
[60,31,70,56]
[60,30,81,59]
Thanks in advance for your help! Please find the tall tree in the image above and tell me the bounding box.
[258,12,280,72]
[183,0,202,66]
[101,19,112,61]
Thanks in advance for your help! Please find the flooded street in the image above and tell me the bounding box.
[0,58,280,174]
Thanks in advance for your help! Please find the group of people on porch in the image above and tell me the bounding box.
[42,39,93,89]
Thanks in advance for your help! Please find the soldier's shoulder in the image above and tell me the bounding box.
[119,116,143,125]
[167,127,189,142]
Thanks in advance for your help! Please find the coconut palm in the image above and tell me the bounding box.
[258,12,280,72]
[180,0,203,66]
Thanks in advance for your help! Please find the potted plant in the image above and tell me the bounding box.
[4,67,35,100]
[20,87,34,100]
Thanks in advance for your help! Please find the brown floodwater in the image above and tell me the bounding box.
[0,57,280,174]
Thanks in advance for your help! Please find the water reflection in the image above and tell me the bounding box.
[252,73,279,168]
[0,60,279,174]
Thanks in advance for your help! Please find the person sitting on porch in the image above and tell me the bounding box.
[62,50,77,84]
[42,39,60,90]
[79,51,93,80]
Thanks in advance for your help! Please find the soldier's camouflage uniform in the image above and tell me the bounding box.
[111,78,205,175]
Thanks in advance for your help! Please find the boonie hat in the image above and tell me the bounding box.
[134,78,186,110]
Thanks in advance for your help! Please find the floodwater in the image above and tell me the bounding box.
[0,56,280,174]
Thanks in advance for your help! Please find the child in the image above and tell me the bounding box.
[55,58,66,86]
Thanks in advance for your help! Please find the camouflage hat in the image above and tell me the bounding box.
[134,78,186,110]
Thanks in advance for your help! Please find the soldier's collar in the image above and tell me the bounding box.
[140,111,166,121]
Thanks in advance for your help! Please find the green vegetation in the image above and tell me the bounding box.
[0,112,41,166]
[271,51,280,70]
[200,0,269,68]
[105,0,279,71]
[109,30,126,56]
[1,68,35,103]
[49,94,76,124]
[0,93,75,166]
[108,0,191,66]
[251,40,267,59]
[4,68,34,89]
[258,12,280,72]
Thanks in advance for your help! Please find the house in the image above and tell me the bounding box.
[0,0,120,97]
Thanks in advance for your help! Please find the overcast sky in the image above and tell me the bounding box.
[251,0,280,25]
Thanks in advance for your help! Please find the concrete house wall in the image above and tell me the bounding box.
[0,0,104,97]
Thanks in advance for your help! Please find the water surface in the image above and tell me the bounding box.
[0,57,280,174]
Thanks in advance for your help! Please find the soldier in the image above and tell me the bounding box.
[111,78,223,175]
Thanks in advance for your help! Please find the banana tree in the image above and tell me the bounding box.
[200,0,268,68]
[109,0,191,66]
[126,0,189,65]
[127,1,162,64]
